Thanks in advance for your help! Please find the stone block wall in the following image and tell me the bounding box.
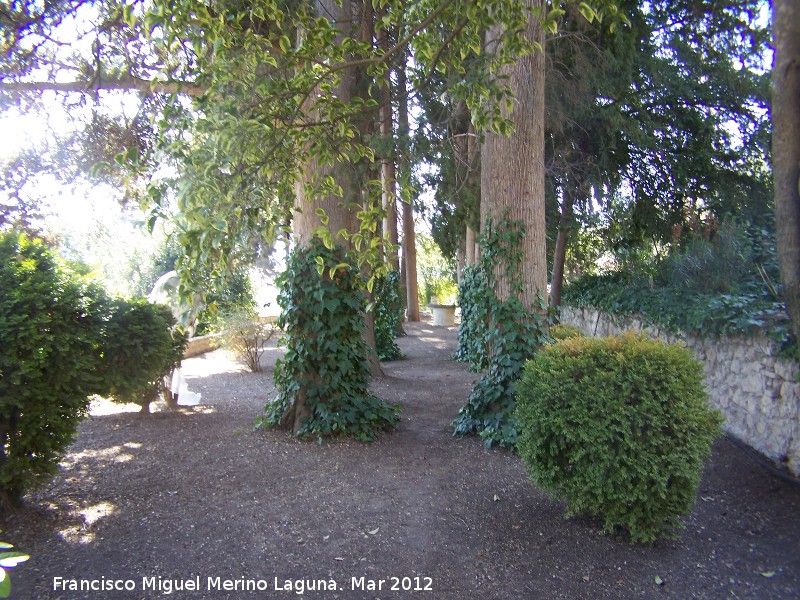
[560,306,800,476]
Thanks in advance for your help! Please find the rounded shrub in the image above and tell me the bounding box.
[515,333,722,543]
[550,323,585,341]
[0,232,109,506]
[99,299,187,412]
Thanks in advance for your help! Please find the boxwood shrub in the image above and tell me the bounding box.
[550,323,585,341]
[99,299,186,412]
[515,333,722,543]
[0,232,108,506]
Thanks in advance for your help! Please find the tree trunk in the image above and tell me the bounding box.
[773,0,800,343]
[456,246,465,285]
[398,55,420,321]
[287,0,383,430]
[379,20,400,273]
[465,225,476,266]
[549,190,575,309]
[480,0,548,307]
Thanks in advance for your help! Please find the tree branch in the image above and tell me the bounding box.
[1,75,206,97]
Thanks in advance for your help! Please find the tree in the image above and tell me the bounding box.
[480,0,548,307]
[543,1,772,307]
[397,55,420,321]
[772,0,800,344]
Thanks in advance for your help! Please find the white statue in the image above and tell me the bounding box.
[147,270,204,338]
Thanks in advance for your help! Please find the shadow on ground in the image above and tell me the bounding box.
[2,322,799,599]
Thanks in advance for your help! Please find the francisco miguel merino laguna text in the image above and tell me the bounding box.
[52,575,339,594]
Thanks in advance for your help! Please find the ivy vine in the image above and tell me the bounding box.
[453,213,553,448]
[454,263,490,372]
[374,270,405,361]
[257,240,400,442]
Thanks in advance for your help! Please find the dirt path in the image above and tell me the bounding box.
[2,322,800,599]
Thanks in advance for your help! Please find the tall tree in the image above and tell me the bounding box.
[396,54,420,321]
[2,0,550,438]
[543,0,771,306]
[480,0,547,307]
[772,0,800,343]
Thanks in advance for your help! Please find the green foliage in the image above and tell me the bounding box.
[216,309,276,373]
[454,264,490,371]
[516,333,722,543]
[550,323,585,341]
[658,221,763,295]
[258,241,399,442]
[130,229,182,298]
[565,272,789,339]
[0,232,108,506]
[453,214,552,448]
[0,533,29,598]
[373,271,404,362]
[562,224,791,345]
[99,299,187,411]
[195,266,257,335]
[416,233,458,305]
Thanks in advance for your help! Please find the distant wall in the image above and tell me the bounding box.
[561,306,800,477]
[183,333,220,358]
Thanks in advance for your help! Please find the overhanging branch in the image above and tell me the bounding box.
[1,76,207,97]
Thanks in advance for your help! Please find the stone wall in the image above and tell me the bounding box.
[560,306,800,476]
[183,333,221,358]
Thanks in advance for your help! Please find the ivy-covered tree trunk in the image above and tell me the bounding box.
[283,0,383,431]
[455,0,550,448]
[480,0,548,306]
[263,242,399,440]
[773,0,800,344]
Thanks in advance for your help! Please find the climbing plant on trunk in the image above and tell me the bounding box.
[259,240,400,440]
[453,213,553,448]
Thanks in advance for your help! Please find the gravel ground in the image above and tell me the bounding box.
[2,321,799,599]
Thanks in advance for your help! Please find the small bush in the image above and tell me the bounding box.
[0,232,108,506]
[550,323,585,341]
[515,333,722,543]
[216,309,275,372]
[99,299,186,412]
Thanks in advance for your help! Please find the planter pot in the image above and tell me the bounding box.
[429,304,457,327]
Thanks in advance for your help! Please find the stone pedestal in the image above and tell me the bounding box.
[429,304,456,327]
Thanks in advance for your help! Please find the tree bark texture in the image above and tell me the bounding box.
[379,21,401,273]
[293,0,360,248]
[398,56,420,321]
[549,190,575,308]
[465,225,476,266]
[773,0,800,343]
[480,0,548,306]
